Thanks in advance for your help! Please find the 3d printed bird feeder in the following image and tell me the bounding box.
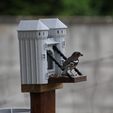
[17,18,87,113]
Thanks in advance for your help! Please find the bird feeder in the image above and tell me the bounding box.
[18,18,86,85]
[17,18,87,113]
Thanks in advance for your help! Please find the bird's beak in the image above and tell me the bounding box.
[80,53,83,56]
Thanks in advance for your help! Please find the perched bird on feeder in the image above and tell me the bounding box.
[63,52,83,68]
[62,52,83,78]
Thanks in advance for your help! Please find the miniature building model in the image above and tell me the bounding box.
[17,18,67,84]
[40,19,67,75]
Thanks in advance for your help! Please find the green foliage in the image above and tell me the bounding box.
[0,0,62,15]
[0,0,113,15]
[61,0,92,15]
[91,0,113,15]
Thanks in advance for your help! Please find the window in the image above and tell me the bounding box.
[43,32,45,35]
[61,30,63,33]
[57,30,59,34]
[47,50,53,70]
[39,32,41,36]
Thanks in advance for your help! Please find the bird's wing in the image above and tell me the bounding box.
[63,57,71,67]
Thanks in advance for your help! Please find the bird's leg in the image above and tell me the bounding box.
[74,68,83,75]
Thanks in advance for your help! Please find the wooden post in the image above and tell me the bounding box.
[30,90,55,113]
[21,76,87,113]
[21,84,63,113]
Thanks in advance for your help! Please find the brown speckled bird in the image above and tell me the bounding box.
[62,52,83,78]
[62,52,83,69]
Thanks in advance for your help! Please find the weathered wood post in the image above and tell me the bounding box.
[17,18,86,113]
[22,84,63,113]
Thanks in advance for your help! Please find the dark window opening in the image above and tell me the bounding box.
[47,50,53,70]
[57,30,59,34]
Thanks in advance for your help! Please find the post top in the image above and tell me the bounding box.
[21,83,63,93]
[17,20,49,31]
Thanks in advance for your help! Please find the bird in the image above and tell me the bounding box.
[62,51,83,68]
[62,52,83,78]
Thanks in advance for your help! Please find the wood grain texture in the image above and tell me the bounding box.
[21,83,63,93]
[48,76,87,83]
[30,90,55,113]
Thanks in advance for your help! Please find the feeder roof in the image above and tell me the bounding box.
[17,20,49,31]
[40,18,67,29]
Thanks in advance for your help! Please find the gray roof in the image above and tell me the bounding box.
[17,20,49,31]
[40,18,67,29]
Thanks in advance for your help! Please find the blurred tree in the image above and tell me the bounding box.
[91,0,113,15]
[0,0,113,15]
[61,0,92,15]
[0,0,62,15]
[98,0,113,15]
[90,0,102,15]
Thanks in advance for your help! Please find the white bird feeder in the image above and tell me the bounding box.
[17,18,67,84]
[40,18,67,75]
